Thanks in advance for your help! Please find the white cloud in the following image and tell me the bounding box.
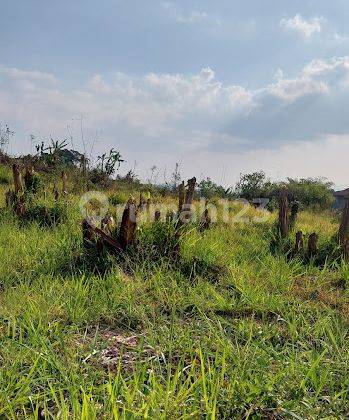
[280,14,323,38]
[177,11,222,26]
[1,57,349,184]
[302,56,349,76]
[266,75,328,102]
[163,2,221,26]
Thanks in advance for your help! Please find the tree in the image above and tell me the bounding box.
[36,138,86,168]
[198,177,230,199]
[286,177,334,210]
[235,171,268,200]
[97,148,124,177]
[0,124,14,153]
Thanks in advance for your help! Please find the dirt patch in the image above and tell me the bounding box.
[75,327,160,371]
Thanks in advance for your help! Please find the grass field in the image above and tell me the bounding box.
[0,189,348,419]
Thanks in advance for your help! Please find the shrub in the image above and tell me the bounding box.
[0,165,12,185]
[109,192,128,206]
[24,172,44,194]
[24,200,69,227]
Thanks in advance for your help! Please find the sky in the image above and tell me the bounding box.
[1,0,349,188]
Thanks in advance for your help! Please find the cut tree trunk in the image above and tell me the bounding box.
[12,164,23,195]
[24,165,35,191]
[185,177,196,206]
[178,181,185,213]
[82,219,122,253]
[278,188,289,237]
[118,199,137,250]
[307,233,318,257]
[174,177,197,259]
[339,198,349,260]
[200,208,211,231]
[293,231,304,255]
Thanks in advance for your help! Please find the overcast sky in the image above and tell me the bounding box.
[1,0,349,188]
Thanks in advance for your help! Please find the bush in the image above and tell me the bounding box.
[24,172,44,194]
[235,172,334,210]
[286,177,334,210]
[0,165,12,185]
[24,200,69,227]
[198,178,231,199]
[109,192,128,206]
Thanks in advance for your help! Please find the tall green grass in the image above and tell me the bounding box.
[0,196,348,418]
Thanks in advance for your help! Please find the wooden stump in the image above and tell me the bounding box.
[154,210,161,221]
[24,164,35,191]
[178,181,185,213]
[293,231,304,255]
[339,198,349,260]
[307,233,318,257]
[12,164,23,195]
[118,199,137,250]
[278,188,289,237]
[200,208,211,231]
[289,201,299,230]
[185,177,196,206]
[174,177,197,259]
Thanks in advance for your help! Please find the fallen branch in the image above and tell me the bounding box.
[82,219,123,253]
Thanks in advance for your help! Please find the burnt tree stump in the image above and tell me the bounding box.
[24,165,35,191]
[185,177,196,206]
[293,231,304,255]
[118,199,137,250]
[278,188,289,237]
[339,198,349,260]
[178,181,185,214]
[307,233,318,257]
[289,201,299,230]
[200,208,211,231]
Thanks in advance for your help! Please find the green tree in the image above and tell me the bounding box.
[198,177,231,199]
[235,171,268,200]
[286,177,334,210]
